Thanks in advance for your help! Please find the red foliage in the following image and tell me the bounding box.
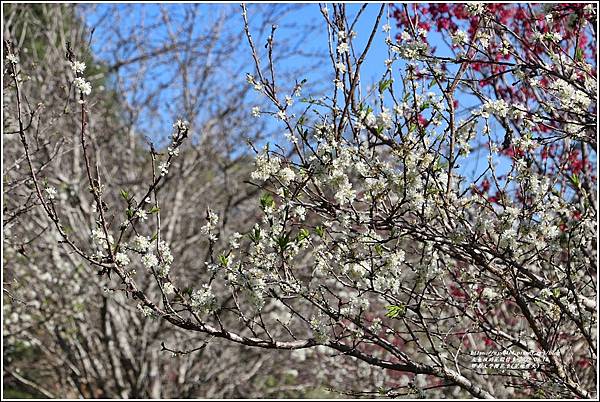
[392,2,596,209]
[481,178,490,193]
[449,283,466,299]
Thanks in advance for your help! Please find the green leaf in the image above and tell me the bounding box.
[297,228,310,242]
[260,193,275,209]
[374,244,383,256]
[277,233,291,251]
[575,47,584,62]
[249,227,262,243]
[385,304,406,319]
[120,189,130,201]
[379,78,393,93]
[149,206,160,214]
[571,173,580,187]
[315,225,324,238]
[218,254,229,267]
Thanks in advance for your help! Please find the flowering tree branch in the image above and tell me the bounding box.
[4,3,596,398]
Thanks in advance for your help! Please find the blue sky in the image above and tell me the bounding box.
[83,3,399,125]
[82,3,502,185]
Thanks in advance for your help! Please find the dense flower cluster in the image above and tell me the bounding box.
[70,58,91,96]
[73,77,92,96]
[190,284,217,315]
[251,149,281,182]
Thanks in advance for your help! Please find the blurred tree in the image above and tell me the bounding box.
[3,3,336,398]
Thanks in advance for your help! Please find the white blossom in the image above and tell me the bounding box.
[73,77,92,96]
[251,150,281,181]
[386,250,405,270]
[131,235,151,253]
[91,228,114,249]
[451,30,467,46]
[482,99,509,118]
[482,287,498,301]
[141,253,159,269]
[137,304,154,317]
[159,162,170,176]
[229,232,243,249]
[158,240,174,265]
[115,252,130,266]
[377,108,392,129]
[310,313,330,343]
[334,178,356,205]
[335,62,347,73]
[584,4,596,16]
[191,284,217,315]
[544,32,562,43]
[200,209,219,240]
[173,119,189,132]
[163,282,175,295]
[293,205,306,221]
[44,186,57,200]
[157,264,170,278]
[337,42,349,54]
[278,166,296,185]
[207,210,219,226]
[467,3,486,16]
[135,209,148,221]
[70,60,86,74]
[545,225,560,240]
[293,83,302,97]
[363,111,377,128]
